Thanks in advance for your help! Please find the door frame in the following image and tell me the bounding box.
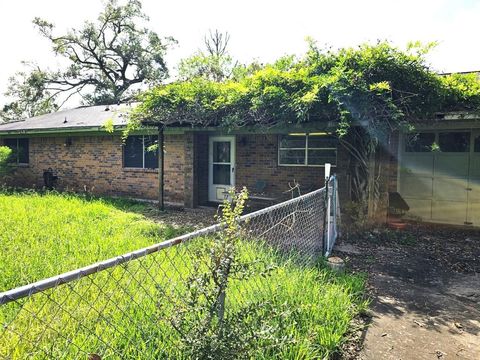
[208,135,236,202]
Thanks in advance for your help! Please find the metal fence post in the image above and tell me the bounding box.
[322,163,331,256]
[326,178,332,255]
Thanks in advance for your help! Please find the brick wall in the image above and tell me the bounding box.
[183,132,198,208]
[235,134,349,201]
[0,134,185,204]
[1,131,352,208]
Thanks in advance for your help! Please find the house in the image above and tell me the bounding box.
[0,104,347,209]
[1,104,479,227]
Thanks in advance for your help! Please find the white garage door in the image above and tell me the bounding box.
[399,130,480,226]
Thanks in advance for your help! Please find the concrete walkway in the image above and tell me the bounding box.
[335,229,480,360]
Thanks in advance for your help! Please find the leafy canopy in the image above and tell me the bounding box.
[0,64,59,122]
[133,41,480,141]
[177,30,238,82]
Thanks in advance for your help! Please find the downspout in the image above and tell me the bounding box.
[158,126,165,211]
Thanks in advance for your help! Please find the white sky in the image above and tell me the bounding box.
[1,0,480,108]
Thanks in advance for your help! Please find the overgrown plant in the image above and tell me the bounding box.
[161,187,287,359]
[0,146,12,178]
[133,41,480,220]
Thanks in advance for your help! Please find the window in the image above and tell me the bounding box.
[212,141,232,185]
[405,132,435,152]
[438,132,470,152]
[278,133,337,166]
[123,135,158,169]
[474,134,480,153]
[3,138,29,164]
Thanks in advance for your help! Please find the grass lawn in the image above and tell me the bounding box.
[0,191,185,291]
[0,191,367,359]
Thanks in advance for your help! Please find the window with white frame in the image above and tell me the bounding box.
[123,135,159,169]
[278,133,337,166]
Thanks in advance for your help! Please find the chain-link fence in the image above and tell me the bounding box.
[0,177,340,359]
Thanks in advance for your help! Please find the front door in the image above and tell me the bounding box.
[208,136,236,202]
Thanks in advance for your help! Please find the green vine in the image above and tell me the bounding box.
[132,41,480,140]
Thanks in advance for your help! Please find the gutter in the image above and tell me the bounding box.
[0,126,185,137]
[0,120,337,137]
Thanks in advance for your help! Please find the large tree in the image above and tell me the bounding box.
[1,63,58,122]
[177,30,237,82]
[1,0,175,122]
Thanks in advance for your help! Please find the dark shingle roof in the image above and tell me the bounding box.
[0,103,136,134]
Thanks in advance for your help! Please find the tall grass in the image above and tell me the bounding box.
[0,191,367,359]
[0,191,183,291]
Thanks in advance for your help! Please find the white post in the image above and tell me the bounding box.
[325,163,332,255]
[324,163,331,180]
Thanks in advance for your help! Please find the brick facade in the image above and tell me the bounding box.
[0,135,185,204]
[235,134,348,200]
[192,133,350,205]
[1,131,350,208]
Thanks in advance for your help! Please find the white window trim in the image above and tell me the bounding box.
[278,134,337,167]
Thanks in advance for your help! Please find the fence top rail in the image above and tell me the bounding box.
[0,185,327,305]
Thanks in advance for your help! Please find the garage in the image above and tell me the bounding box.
[398,129,480,226]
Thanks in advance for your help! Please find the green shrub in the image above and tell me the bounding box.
[0,146,12,178]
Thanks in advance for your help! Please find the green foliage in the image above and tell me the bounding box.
[133,41,480,141]
[440,72,480,110]
[0,64,58,121]
[0,146,12,177]
[178,30,237,82]
[178,53,235,82]
[102,118,115,133]
[164,187,261,359]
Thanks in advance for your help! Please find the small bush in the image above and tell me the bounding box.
[0,146,12,177]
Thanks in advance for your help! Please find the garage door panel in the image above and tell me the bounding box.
[432,201,467,224]
[433,177,468,202]
[403,198,431,220]
[468,178,480,202]
[469,159,480,178]
[399,175,433,199]
[467,203,480,225]
[434,155,469,177]
[401,155,433,175]
[399,131,474,226]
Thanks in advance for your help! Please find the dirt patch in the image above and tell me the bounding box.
[139,205,217,230]
[336,224,480,359]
